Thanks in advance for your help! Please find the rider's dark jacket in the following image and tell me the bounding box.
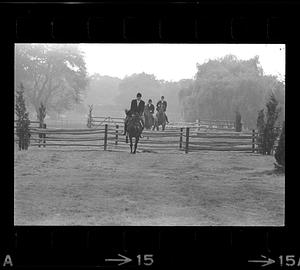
[129,99,145,116]
[146,103,155,114]
[156,100,167,112]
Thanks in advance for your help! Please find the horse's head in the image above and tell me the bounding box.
[157,105,164,115]
[127,114,143,137]
[128,113,140,124]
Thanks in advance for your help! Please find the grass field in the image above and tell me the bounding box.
[14,147,284,226]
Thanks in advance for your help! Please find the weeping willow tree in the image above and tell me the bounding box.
[178,55,285,129]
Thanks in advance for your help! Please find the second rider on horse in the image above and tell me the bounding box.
[123,92,145,137]
[156,96,169,123]
[146,99,155,116]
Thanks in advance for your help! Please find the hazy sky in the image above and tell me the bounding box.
[80,44,285,82]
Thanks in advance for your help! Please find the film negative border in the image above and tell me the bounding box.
[1,1,299,269]
[0,2,296,42]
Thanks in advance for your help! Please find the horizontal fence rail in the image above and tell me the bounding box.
[89,115,236,131]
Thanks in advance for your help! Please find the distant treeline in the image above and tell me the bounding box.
[85,72,192,119]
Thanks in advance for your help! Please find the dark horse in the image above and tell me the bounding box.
[153,106,167,131]
[126,113,143,154]
[144,106,154,130]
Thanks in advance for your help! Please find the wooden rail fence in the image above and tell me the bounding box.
[15,116,281,153]
[15,124,270,154]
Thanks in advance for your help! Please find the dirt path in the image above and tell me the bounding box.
[14,148,284,226]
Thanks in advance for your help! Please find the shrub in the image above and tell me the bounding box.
[274,122,285,170]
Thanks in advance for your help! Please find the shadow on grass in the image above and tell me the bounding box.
[249,167,285,177]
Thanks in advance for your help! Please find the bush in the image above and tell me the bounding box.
[264,93,281,155]
[256,93,281,155]
[275,122,285,170]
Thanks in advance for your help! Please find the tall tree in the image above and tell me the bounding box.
[15,83,30,150]
[38,102,46,126]
[274,121,285,170]
[256,109,266,154]
[256,93,281,155]
[264,92,281,154]
[15,44,88,118]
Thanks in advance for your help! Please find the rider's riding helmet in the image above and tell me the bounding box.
[161,96,164,99]
[137,93,142,97]
[148,99,152,103]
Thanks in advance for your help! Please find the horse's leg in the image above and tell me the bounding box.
[126,135,128,143]
[153,117,157,131]
[134,136,139,154]
[129,136,133,153]
[145,117,149,130]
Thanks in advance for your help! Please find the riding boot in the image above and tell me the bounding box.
[123,123,127,135]
[140,121,144,138]
[140,126,144,138]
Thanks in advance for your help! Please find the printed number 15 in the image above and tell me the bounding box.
[137,254,154,266]
[279,255,300,267]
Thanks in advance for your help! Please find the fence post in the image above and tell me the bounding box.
[87,105,93,128]
[185,127,190,154]
[38,122,42,148]
[104,124,108,150]
[252,129,255,153]
[43,123,46,147]
[179,127,183,149]
[115,124,119,145]
[196,119,200,132]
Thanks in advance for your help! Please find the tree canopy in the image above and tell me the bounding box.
[178,55,285,129]
[114,72,161,108]
[15,44,88,117]
[85,74,121,106]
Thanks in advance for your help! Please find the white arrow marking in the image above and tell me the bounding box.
[248,255,275,267]
[105,254,132,266]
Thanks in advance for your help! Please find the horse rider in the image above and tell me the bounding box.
[146,99,155,117]
[123,92,145,137]
[156,95,169,123]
